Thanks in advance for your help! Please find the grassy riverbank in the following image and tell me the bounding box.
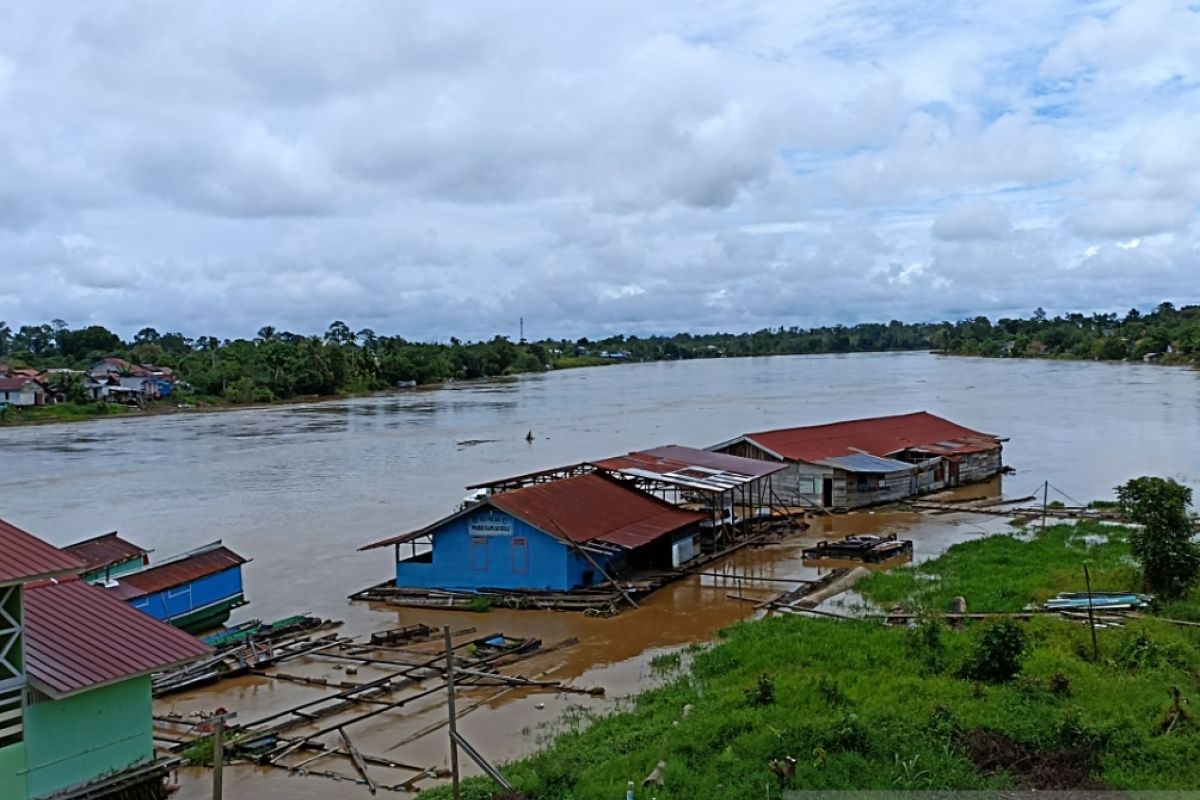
[0,401,133,425]
[430,522,1200,798]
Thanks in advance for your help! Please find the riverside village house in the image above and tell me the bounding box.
[709,411,1004,511]
[1,519,209,800]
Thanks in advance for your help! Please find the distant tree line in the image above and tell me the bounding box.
[1,302,1197,404]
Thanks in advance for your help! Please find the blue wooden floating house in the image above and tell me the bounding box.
[104,542,249,634]
[363,473,706,592]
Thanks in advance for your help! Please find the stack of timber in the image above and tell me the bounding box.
[1043,591,1152,612]
[152,615,343,696]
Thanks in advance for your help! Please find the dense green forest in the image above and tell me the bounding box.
[1,302,1197,406]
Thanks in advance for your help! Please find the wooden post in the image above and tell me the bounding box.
[443,625,461,800]
[1083,563,1100,661]
[211,711,236,800]
[1040,480,1049,533]
[550,519,639,608]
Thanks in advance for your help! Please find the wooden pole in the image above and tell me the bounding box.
[212,717,224,800]
[550,519,639,609]
[1040,480,1049,534]
[444,626,461,800]
[1083,563,1100,661]
[210,711,235,800]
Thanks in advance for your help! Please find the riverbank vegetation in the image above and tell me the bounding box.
[428,517,1200,798]
[2,302,1198,418]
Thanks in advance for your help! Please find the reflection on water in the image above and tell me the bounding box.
[2,353,1198,799]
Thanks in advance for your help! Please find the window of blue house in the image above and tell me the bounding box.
[512,537,528,574]
[471,536,488,571]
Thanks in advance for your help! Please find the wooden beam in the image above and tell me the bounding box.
[338,727,377,795]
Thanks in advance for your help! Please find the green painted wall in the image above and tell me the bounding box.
[24,676,152,799]
[1,740,28,800]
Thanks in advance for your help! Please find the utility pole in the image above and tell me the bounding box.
[519,317,526,344]
[1040,480,1049,534]
[1083,563,1100,661]
[444,626,461,800]
[211,711,236,800]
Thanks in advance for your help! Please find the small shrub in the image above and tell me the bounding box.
[1114,631,1161,671]
[744,672,775,706]
[810,675,848,707]
[906,617,948,673]
[1049,671,1072,697]
[960,619,1027,683]
[466,595,494,613]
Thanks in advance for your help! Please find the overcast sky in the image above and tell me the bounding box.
[1,1,1198,341]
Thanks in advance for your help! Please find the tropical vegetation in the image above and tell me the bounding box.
[1,301,1197,413]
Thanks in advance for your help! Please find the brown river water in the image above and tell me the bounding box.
[2,352,1198,797]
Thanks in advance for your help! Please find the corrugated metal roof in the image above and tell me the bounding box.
[739,412,1001,463]
[24,577,210,698]
[62,532,149,572]
[0,376,42,391]
[364,474,704,551]
[592,445,785,491]
[106,543,247,600]
[0,518,84,585]
[815,453,917,473]
[489,474,704,548]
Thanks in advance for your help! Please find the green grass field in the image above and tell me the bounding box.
[426,522,1200,798]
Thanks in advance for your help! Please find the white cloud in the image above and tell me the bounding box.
[0,0,1198,339]
[932,198,1013,241]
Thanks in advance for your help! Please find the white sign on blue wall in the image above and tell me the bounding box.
[469,515,514,537]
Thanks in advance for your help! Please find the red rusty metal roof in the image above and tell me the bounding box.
[738,411,1001,463]
[62,532,149,572]
[492,474,705,548]
[592,445,785,490]
[0,518,84,585]
[23,576,210,698]
[365,473,704,551]
[0,376,44,391]
[105,543,247,601]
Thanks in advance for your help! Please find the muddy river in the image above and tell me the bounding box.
[2,352,1198,797]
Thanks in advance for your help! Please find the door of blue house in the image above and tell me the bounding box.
[471,536,488,571]
[511,537,529,574]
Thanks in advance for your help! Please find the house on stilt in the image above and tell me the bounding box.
[710,411,1004,511]
[1,519,209,800]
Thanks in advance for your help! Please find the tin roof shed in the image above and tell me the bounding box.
[23,577,210,698]
[591,445,785,491]
[61,532,149,574]
[723,411,1001,463]
[0,518,84,586]
[364,473,704,551]
[105,543,247,601]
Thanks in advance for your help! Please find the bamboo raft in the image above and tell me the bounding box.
[153,616,344,696]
